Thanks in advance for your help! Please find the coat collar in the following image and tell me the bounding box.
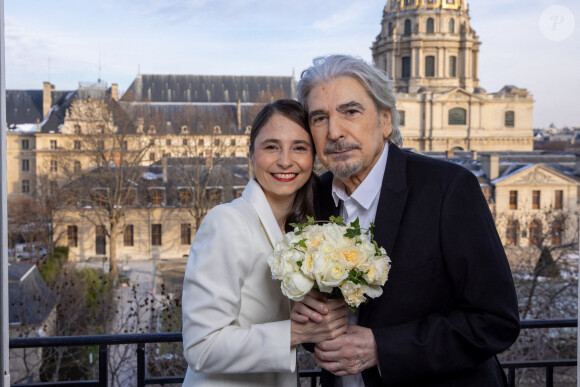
[242,179,284,248]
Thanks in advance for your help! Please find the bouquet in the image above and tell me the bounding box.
[267,216,391,310]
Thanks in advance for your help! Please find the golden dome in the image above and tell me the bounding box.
[385,0,467,13]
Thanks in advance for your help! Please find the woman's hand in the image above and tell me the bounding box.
[290,290,348,346]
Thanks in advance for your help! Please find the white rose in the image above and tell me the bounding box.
[281,272,315,301]
[363,256,391,285]
[319,261,348,289]
[363,284,383,299]
[339,281,366,309]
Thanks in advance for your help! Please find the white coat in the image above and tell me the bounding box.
[182,179,297,386]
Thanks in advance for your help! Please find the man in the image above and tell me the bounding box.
[295,55,520,386]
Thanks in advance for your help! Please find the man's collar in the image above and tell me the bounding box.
[331,143,389,208]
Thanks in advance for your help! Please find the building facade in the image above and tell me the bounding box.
[372,0,534,151]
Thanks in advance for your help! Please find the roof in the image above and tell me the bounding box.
[9,262,56,326]
[122,74,296,103]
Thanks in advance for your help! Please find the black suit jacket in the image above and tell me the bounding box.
[314,143,520,387]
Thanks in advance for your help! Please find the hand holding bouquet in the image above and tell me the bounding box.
[268,216,391,310]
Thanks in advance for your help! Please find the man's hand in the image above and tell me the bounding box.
[314,324,379,376]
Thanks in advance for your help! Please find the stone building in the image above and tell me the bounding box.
[372,0,534,151]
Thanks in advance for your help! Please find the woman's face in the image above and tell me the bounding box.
[251,113,314,204]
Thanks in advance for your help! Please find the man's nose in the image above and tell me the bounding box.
[327,116,344,140]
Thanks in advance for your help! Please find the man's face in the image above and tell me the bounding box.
[307,76,392,189]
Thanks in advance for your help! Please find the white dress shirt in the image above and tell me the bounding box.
[331,143,389,387]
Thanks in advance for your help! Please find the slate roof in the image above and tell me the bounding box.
[9,263,56,326]
[122,74,296,103]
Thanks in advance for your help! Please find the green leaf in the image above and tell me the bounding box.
[347,269,369,286]
[289,222,302,229]
[293,239,307,249]
[373,240,382,256]
[344,227,361,239]
[329,216,345,226]
[349,218,360,229]
[367,223,375,239]
[297,260,303,268]
[306,215,315,224]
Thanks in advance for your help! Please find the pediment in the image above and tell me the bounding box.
[434,88,485,103]
[495,164,579,187]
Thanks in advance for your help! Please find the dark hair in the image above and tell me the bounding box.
[297,54,402,147]
[249,99,318,232]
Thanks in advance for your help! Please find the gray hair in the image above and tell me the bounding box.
[296,54,402,147]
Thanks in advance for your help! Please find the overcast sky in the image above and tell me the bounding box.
[4,0,579,128]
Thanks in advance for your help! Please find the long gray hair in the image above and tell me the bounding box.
[296,54,402,147]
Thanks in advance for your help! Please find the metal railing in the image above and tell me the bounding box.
[9,319,577,387]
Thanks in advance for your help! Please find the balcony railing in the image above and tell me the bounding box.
[9,319,577,387]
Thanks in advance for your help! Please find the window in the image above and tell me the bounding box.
[551,220,564,245]
[74,140,82,150]
[404,19,412,35]
[181,224,192,245]
[388,22,393,37]
[509,190,518,210]
[97,140,105,150]
[181,125,188,134]
[425,56,435,77]
[50,140,57,149]
[96,225,107,255]
[121,141,128,150]
[67,226,78,247]
[449,56,457,77]
[166,139,171,146]
[198,139,204,146]
[505,111,515,127]
[207,188,222,206]
[150,189,164,206]
[74,161,82,173]
[449,18,455,33]
[529,220,542,246]
[124,225,134,247]
[151,224,162,246]
[149,153,156,161]
[448,108,466,125]
[213,125,221,134]
[426,18,434,33]
[405,0,415,5]
[446,0,455,3]
[214,138,221,146]
[183,139,188,146]
[402,57,411,78]
[22,179,30,194]
[179,189,192,206]
[506,220,519,246]
[230,139,236,146]
[93,189,107,207]
[21,139,29,149]
[532,190,541,209]
[50,160,58,172]
[22,159,29,171]
[74,124,81,134]
[555,190,563,210]
[399,110,406,126]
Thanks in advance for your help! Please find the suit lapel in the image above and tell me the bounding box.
[373,143,409,256]
[242,179,284,248]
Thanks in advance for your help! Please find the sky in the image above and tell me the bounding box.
[4,0,579,128]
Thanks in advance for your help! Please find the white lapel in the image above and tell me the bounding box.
[242,179,284,248]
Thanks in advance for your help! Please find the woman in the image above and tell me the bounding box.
[182,99,348,386]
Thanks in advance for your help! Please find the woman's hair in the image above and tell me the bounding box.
[296,54,402,147]
[249,99,318,232]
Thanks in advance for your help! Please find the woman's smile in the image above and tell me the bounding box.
[271,173,299,182]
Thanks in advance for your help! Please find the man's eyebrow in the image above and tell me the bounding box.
[308,109,326,121]
[337,101,365,112]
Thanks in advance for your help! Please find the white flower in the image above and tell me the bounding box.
[363,256,391,286]
[281,272,315,301]
[339,281,366,309]
[318,261,349,291]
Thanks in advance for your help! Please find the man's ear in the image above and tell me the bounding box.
[381,109,392,140]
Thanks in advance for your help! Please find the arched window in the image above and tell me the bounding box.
[402,57,411,78]
[425,56,435,77]
[506,220,519,246]
[529,220,542,246]
[404,19,412,35]
[449,56,457,77]
[551,220,564,245]
[426,18,434,33]
[505,111,515,127]
[448,108,466,125]
[449,18,455,33]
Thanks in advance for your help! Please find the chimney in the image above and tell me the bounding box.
[445,149,455,159]
[43,82,53,118]
[472,150,478,160]
[481,154,499,181]
[111,83,119,101]
[237,98,242,130]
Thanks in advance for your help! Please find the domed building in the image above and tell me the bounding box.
[372,0,534,151]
